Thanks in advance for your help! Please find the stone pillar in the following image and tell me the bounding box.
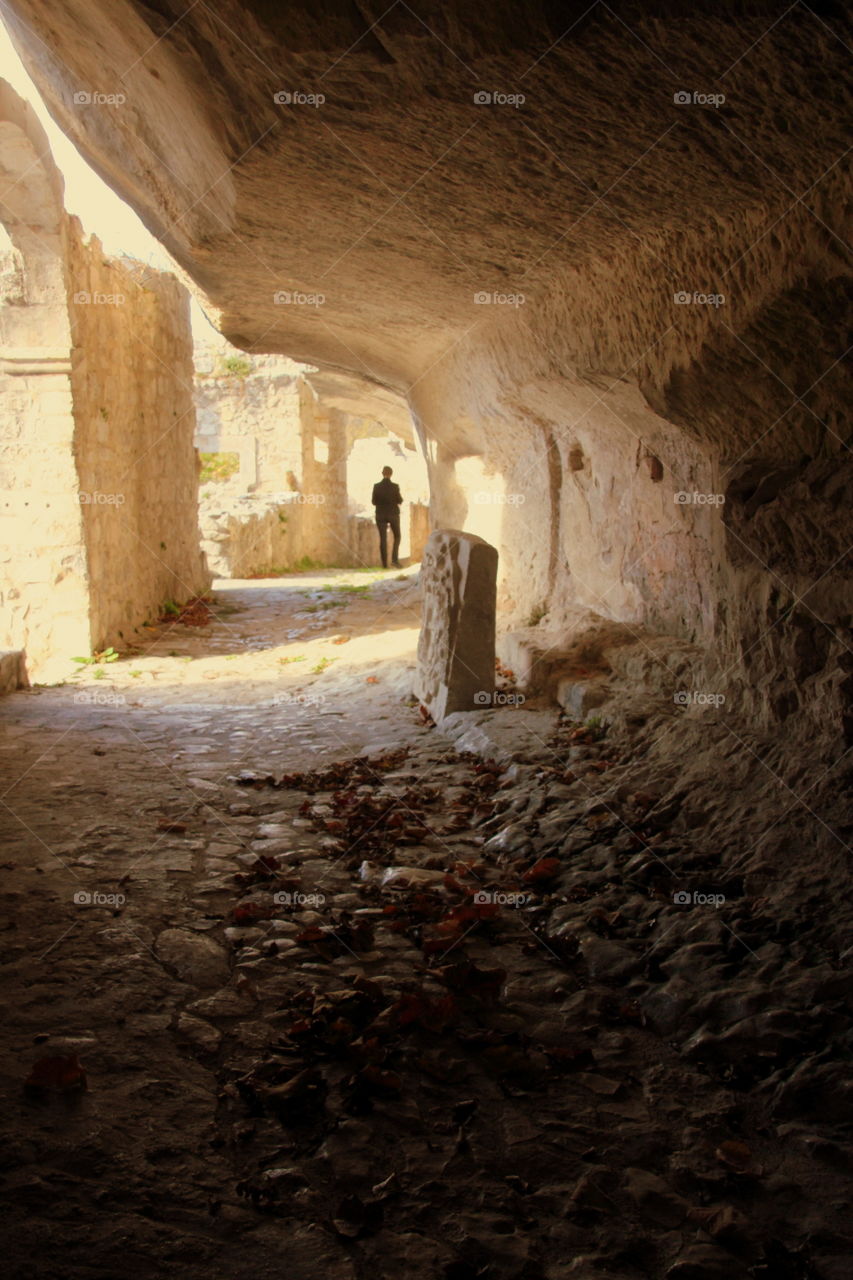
[416,529,498,722]
[323,408,350,563]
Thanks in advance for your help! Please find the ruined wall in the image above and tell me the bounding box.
[68,231,210,652]
[0,83,90,673]
[194,353,304,494]
[199,494,398,579]
[1,77,210,679]
[196,376,432,570]
[199,495,306,578]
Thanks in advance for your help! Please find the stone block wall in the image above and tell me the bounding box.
[194,358,432,573]
[0,83,91,674]
[0,77,210,681]
[199,495,306,578]
[194,352,304,493]
[0,348,91,671]
[68,229,210,652]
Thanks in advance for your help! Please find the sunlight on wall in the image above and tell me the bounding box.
[0,20,222,346]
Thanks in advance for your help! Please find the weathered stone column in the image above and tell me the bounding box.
[416,529,497,722]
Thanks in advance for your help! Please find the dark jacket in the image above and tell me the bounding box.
[372,478,402,521]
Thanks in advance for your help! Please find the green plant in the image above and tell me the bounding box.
[72,646,119,666]
[217,354,253,378]
[311,657,335,674]
[161,600,181,616]
[199,451,240,483]
[584,715,608,741]
[129,670,143,678]
[278,655,306,664]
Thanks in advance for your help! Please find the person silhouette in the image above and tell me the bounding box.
[371,465,403,568]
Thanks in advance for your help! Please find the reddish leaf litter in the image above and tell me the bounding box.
[187,717,853,1279]
[159,596,215,626]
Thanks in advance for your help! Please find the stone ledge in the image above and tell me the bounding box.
[498,611,707,710]
[438,707,558,765]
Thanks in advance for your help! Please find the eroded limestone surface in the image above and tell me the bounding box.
[417,529,498,722]
[4,1,849,729]
[0,574,851,1280]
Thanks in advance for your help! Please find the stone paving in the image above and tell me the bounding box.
[1,570,851,1280]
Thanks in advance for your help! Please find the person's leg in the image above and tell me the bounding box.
[390,515,402,567]
[377,520,389,568]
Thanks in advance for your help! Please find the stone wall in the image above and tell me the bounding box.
[0,78,209,682]
[199,495,305,578]
[199,491,425,578]
[195,352,304,493]
[0,83,90,673]
[196,362,432,573]
[69,233,210,652]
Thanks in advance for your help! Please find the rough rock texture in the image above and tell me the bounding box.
[0,79,90,670]
[68,238,210,651]
[194,353,306,494]
[155,927,230,989]
[417,529,497,721]
[4,0,850,728]
[0,77,209,678]
[1,579,851,1279]
[0,649,27,694]
[199,492,393,577]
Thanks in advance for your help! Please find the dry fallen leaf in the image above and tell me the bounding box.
[25,1053,87,1092]
[715,1139,757,1173]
